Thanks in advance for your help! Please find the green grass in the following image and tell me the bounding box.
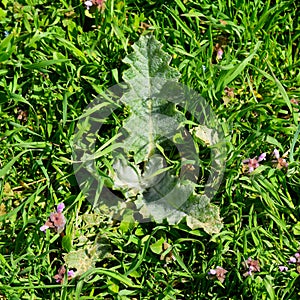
[0,0,300,299]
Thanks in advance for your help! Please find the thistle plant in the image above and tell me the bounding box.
[73,35,227,234]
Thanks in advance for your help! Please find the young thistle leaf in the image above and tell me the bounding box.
[119,35,182,164]
[122,35,180,102]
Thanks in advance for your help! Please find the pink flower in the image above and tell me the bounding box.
[288,256,297,264]
[54,266,75,284]
[49,212,66,233]
[95,0,106,9]
[242,257,260,277]
[217,48,223,60]
[208,266,228,283]
[272,149,288,169]
[243,153,266,173]
[224,87,235,98]
[84,0,106,11]
[279,266,288,272]
[290,98,298,105]
[40,203,66,234]
[54,266,66,284]
[273,149,280,159]
[214,43,224,61]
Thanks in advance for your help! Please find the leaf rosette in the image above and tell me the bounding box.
[72,35,226,234]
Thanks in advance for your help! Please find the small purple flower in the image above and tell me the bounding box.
[217,48,223,60]
[290,98,298,105]
[242,257,260,277]
[224,87,235,98]
[54,266,66,284]
[54,266,75,284]
[84,0,93,10]
[288,256,297,264]
[83,0,106,13]
[57,203,65,213]
[214,43,224,61]
[279,266,288,272]
[208,266,227,283]
[243,153,266,173]
[50,212,66,233]
[258,153,266,162]
[272,149,288,169]
[40,203,66,234]
[287,251,300,273]
[40,224,49,232]
[208,269,217,275]
[67,270,76,278]
[273,149,280,159]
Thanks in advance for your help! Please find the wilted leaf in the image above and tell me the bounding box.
[64,236,111,276]
[192,125,218,146]
[64,249,95,276]
[82,213,103,226]
[91,235,112,259]
[186,203,223,234]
